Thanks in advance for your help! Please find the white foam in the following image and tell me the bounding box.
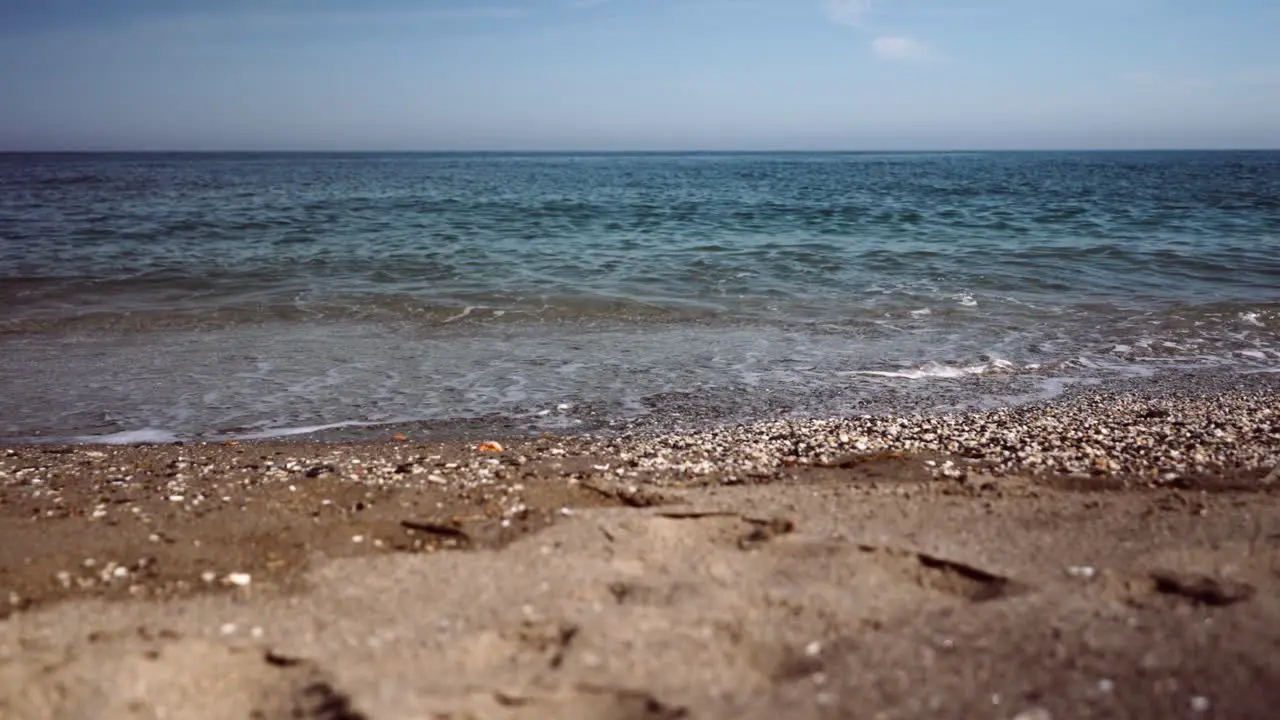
[910,308,932,317]
[1240,312,1264,327]
[76,428,181,445]
[871,320,910,333]
[850,358,1015,380]
[229,419,402,441]
[442,306,478,323]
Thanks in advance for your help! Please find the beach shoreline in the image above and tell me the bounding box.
[2,380,1279,718]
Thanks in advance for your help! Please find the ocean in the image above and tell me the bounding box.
[1,151,1277,443]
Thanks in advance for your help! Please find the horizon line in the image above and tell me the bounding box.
[2,147,1278,155]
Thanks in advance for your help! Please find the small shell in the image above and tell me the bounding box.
[476,441,504,453]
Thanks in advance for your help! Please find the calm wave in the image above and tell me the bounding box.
[1,151,1278,441]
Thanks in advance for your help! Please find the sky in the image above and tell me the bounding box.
[1,0,1278,151]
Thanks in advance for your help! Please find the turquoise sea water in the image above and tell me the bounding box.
[1,151,1278,442]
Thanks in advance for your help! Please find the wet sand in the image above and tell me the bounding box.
[2,385,1279,719]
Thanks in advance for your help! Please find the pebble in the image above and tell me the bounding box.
[224,572,252,587]
[581,388,1279,480]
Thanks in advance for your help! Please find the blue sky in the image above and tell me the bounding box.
[1,0,1278,150]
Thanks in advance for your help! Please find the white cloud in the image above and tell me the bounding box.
[823,2,942,63]
[871,35,932,63]
[824,0,873,27]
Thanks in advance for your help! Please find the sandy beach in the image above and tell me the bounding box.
[2,380,1279,719]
